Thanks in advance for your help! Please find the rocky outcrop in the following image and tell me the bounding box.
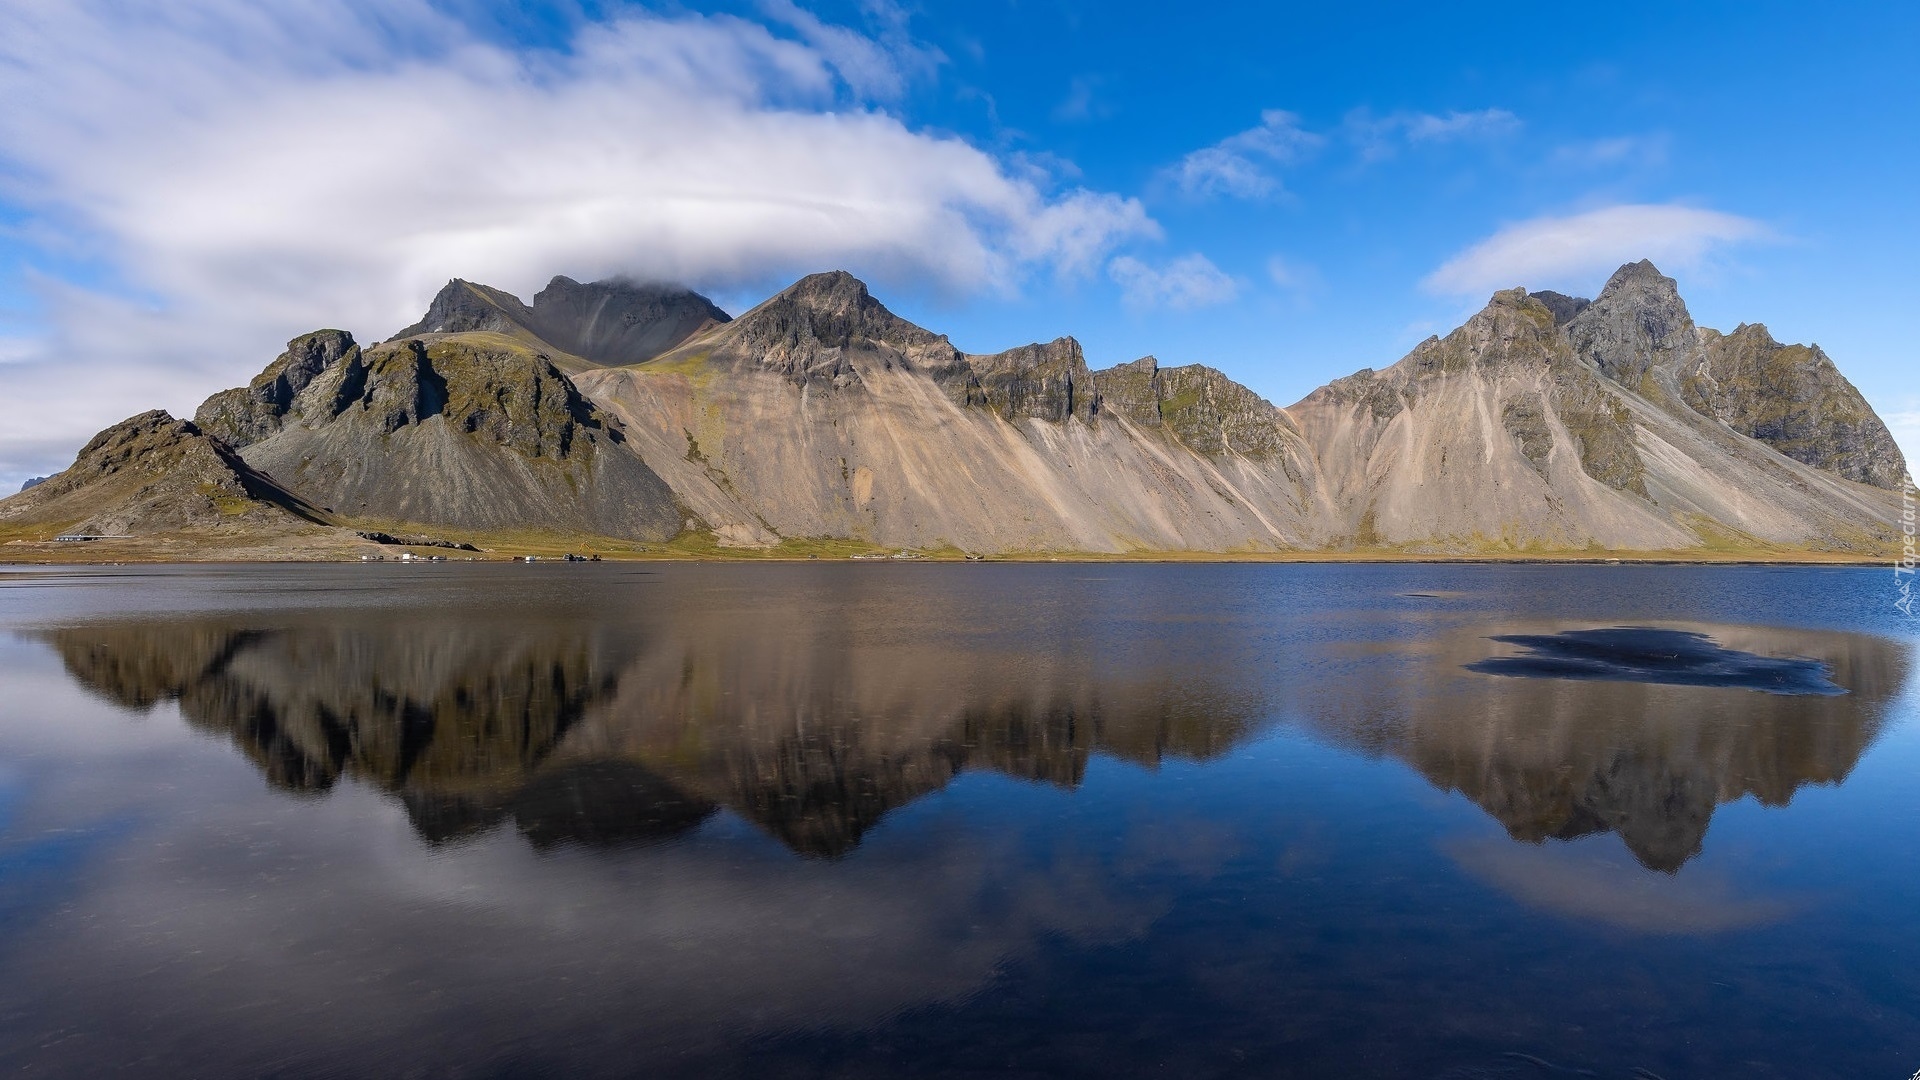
[1566,260,1700,391]
[705,270,966,386]
[962,337,1097,423]
[194,330,360,449]
[1091,355,1300,458]
[1529,290,1590,327]
[0,410,326,536]
[391,279,538,340]
[205,334,683,540]
[391,277,729,368]
[18,476,46,493]
[1680,323,1907,489]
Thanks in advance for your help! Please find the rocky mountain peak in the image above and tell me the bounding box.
[393,279,533,340]
[195,330,361,449]
[712,271,961,386]
[1566,259,1699,389]
[0,409,324,536]
[527,276,730,365]
[1402,288,1566,377]
[1679,318,1908,489]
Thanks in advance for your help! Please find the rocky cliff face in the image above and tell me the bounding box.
[0,410,326,537]
[526,276,730,366]
[1567,260,1701,391]
[195,329,361,448]
[702,270,967,386]
[200,330,683,540]
[392,279,536,340]
[1681,323,1906,488]
[1559,261,1907,491]
[961,337,1098,422]
[6,259,1905,556]
[1290,267,1906,552]
[1090,355,1302,459]
[392,277,729,367]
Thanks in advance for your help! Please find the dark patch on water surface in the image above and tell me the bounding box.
[1467,627,1844,695]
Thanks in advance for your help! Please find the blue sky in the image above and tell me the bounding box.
[1,0,1916,484]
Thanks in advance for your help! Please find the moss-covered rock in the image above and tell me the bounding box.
[1681,323,1908,489]
[964,336,1098,423]
[194,329,359,448]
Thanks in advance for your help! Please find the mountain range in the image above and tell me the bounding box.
[1,259,1907,559]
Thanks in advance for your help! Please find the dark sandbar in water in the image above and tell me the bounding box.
[1468,627,1845,695]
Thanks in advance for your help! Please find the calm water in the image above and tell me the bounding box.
[0,563,1916,1079]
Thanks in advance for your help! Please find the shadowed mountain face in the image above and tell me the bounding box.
[393,277,729,367]
[1297,620,1903,872]
[195,330,683,540]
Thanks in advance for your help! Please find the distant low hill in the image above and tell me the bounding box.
[2,263,1907,559]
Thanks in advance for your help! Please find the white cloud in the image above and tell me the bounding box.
[1421,204,1771,297]
[1167,110,1322,200]
[0,0,1155,483]
[1108,254,1239,311]
[1345,107,1520,163]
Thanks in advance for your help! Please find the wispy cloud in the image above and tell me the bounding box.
[1422,204,1771,296]
[1052,74,1107,123]
[1108,254,1239,311]
[0,0,1156,480]
[1345,107,1520,162]
[1167,110,1322,200]
[1549,134,1670,170]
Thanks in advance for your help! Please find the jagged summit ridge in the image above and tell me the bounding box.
[4,258,1906,556]
[393,276,729,367]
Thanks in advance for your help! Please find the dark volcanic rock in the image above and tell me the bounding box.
[528,276,729,365]
[195,330,359,449]
[963,337,1098,423]
[392,279,536,339]
[18,476,47,493]
[1530,290,1591,326]
[1681,323,1908,489]
[0,410,325,535]
[228,334,683,540]
[392,277,728,366]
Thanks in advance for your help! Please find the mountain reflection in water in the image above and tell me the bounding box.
[1301,620,1901,871]
[41,601,1902,870]
[44,606,1259,858]
[5,564,1917,1080]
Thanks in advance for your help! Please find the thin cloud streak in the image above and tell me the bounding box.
[1422,204,1771,296]
[1108,254,1239,311]
[1167,110,1322,200]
